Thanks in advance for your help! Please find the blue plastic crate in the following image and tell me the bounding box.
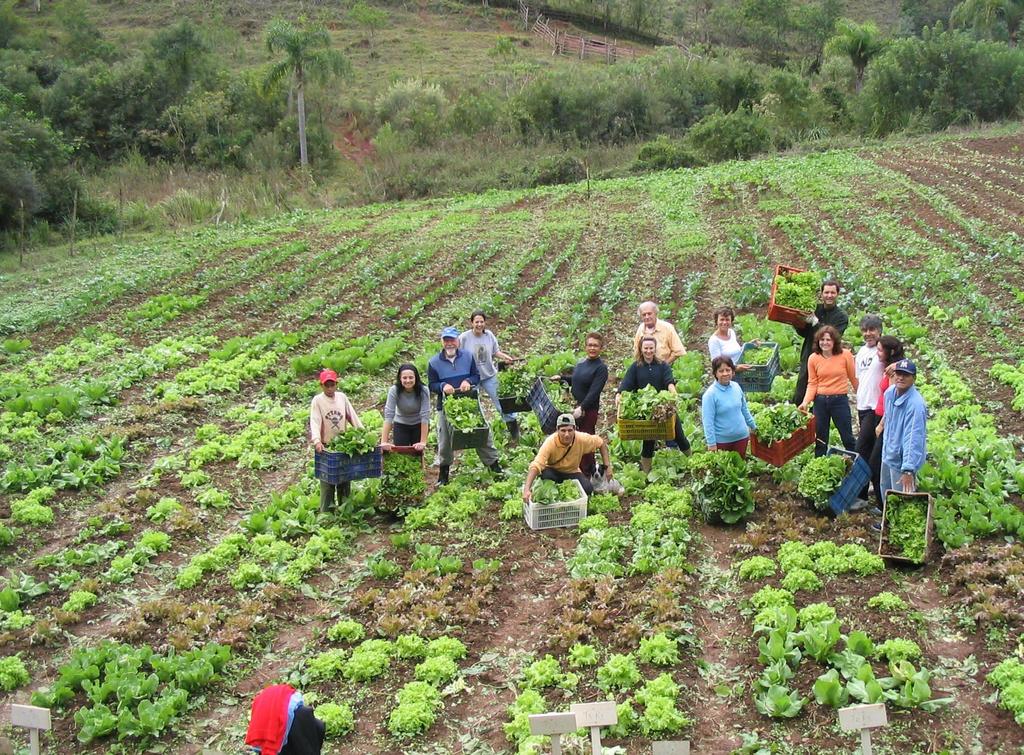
[315,448,383,484]
[735,342,780,394]
[827,446,871,515]
[527,377,562,434]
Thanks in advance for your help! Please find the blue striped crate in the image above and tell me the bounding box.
[827,446,871,515]
[528,378,562,434]
[315,448,383,484]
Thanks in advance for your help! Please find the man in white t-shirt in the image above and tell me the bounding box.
[852,314,884,507]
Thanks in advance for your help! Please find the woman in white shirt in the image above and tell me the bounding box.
[707,307,753,372]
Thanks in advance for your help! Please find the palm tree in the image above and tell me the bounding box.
[824,18,886,92]
[264,19,351,168]
[952,0,1024,45]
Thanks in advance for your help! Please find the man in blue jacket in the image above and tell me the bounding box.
[428,326,501,485]
[880,359,927,500]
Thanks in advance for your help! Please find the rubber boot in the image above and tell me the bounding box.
[438,465,450,486]
[506,419,520,442]
[489,461,503,475]
[640,457,652,474]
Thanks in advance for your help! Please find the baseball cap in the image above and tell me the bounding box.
[893,359,916,375]
[556,413,576,428]
[440,326,460,340]
[319,369,338,384]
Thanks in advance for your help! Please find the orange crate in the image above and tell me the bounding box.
[767,264,814,328]
[750,410,816,466]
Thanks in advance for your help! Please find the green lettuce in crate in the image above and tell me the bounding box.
[380,452,425,509]
[498,367,533,398]
[619,385,678,421]
[753,403,807,444]
[885,493,928,562]
[742,345,775,366]
[531,479,581,505]
[797,455,848,510]
[444,397,484,430]
[774,270,822,311]
[326,427,379,455]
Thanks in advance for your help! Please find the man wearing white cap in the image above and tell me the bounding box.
[522,413,612,502]
[310,369,363,511]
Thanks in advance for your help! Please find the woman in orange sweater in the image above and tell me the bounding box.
[800,325,858,457]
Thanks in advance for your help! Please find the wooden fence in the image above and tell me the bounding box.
[529,11,637,63]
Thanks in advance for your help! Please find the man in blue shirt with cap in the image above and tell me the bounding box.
[880,358,927,499]
[428,326,501,485]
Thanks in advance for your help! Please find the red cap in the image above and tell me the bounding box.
[319,369,338,384]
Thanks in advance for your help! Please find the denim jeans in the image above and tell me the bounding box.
[880,462,916,503]
[812,394,856,457]
[479,375,515,422]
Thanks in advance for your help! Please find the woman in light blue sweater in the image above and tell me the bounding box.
[701,356,757,457]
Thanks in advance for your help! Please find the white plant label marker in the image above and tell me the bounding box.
[529,712,578,755]
[839,702,888,755]
[570,701,618,755]
[652,741,691,755]
[10,704,50,755]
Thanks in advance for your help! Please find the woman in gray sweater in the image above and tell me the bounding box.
[381,363,431,450]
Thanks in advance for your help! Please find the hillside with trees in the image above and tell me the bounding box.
[1,0,1022,254]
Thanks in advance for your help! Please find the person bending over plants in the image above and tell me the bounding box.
[522,413,612,502]
[310,369,364,512]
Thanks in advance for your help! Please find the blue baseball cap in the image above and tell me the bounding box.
[893,359,916,375]
[440,326,460,340]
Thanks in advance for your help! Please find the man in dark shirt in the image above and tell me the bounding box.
[791,278,849,405]
[555,332,609,478]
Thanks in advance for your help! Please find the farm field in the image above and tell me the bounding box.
[1,130,1024,754]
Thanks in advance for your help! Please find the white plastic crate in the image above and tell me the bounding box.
[523,479,588,530]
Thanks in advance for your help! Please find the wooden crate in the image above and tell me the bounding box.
[878,491,935,565]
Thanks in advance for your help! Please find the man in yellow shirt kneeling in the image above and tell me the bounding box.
[522,413,613,502]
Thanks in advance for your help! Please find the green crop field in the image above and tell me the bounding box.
[0,130,1023,754]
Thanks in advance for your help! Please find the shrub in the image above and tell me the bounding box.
[635,136,703,171]
[856,29,1024,136]
[375,79,447,146]
[530,154,586,187]
[687,108,772,163]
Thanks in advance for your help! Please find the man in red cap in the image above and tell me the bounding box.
[310,369,363,511]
